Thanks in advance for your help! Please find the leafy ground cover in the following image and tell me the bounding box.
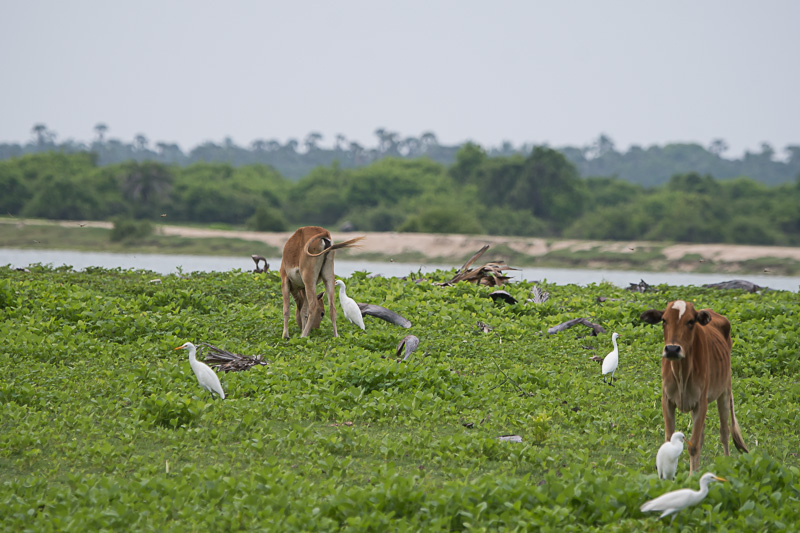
[1,265,798,531]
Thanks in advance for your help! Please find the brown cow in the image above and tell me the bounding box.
[641,300,748,473]
[279,226,364,339]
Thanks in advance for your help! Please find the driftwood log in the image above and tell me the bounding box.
[198,343,269,372]
[703,279,763,293]
[251,255,269,273]
[437,245,518,287]
[626,279,651,293]
[357,303,412,328]
[489,290,517,304]
[547,318,606,336]
[396,335,420,361]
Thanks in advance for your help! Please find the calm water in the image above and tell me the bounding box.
[2,248,799,291]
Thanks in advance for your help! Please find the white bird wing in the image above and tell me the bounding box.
[602,352,617,374]
[641,487,696,513]
[343,298,365,330]
[194,360,225,399]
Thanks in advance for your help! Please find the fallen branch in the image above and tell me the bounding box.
[357,303,412,328]
[703,279,763,293]
[547,318,606,336]
[625,279,651,293]
[396,334,420,361]
[437,245,518,287]
[198,343,269,372]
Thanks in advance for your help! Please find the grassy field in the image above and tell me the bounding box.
[1,264,798,531]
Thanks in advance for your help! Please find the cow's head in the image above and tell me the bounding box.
[296,291,326,330]
[641,300,712,360]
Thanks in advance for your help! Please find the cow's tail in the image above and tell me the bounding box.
[305,235,365,257]
[730,392,749,453]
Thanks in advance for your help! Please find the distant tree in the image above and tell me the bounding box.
[449,142,486,184]
[284,139,299,153]
[709,138,729,157]
[760,142,775,161]
[304,132,323,152]
[251,139,267,152]
[31,123,49,146]
[335,134,347,151]
[118,161,174,217]
[94,123,108,143]
[420,131,439,152]
[588,134,616,159]
[784,145,800,167]
[349,142,365,165]
[266,140,281,152]
[134,134,149,151]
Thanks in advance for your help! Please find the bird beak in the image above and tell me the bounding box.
[714,476,727,482]
[174,346,183,350]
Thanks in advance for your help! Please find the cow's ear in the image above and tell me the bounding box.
[640,309,664,324]
[317,291,325,300]
[696,310,712,326]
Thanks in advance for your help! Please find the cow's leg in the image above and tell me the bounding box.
[689,400,709,474]
[299,283,319,337]
[662,391,676,442]
[281,277,293,339]
[717,390,731,455]
[293,291,305,329]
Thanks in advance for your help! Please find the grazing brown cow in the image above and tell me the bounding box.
[641,300,748,473]
[279,226,364,339]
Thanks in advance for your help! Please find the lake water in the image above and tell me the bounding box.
[2,248,799,291]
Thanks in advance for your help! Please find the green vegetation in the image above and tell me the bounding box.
[3,149,800,248]
[1,266,798,530]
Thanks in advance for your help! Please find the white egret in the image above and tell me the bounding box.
[335,280,365,331]
[174,342,225,399]
[602,332,620,385]
[656,431,686,480]
[641,472,726,521]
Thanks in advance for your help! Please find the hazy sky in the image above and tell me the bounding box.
[1,1,798,157]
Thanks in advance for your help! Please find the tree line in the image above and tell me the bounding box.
[3,124,800,186]
[2,147,799,246]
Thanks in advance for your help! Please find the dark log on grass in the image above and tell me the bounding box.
[357,302,412,328]
[625,279,651,293]
[490,290,517,304]
[547,317,606,336]
[703,279,763,293]
[396,335,420,361]
[251,255,269,273]
[198,343,269,372]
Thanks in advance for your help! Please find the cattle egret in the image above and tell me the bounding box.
[174,342,225,399]
[335,279,365,330]
[602,332,620,385]
[641,472,726,521]
[656,432,686,480]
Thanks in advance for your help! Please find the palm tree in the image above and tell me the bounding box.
[94,123,108,144]
[31,123,49,146]
[134,134,149,151]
